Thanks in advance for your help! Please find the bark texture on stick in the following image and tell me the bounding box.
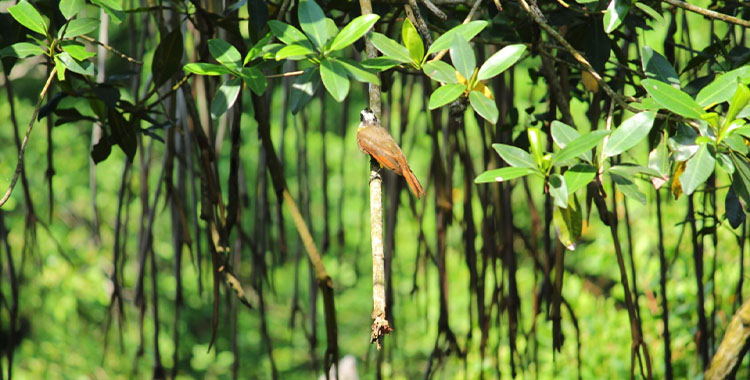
[705,297,750,380]
[359,0,391,348]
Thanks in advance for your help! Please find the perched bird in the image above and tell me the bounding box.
[356,108,425,199]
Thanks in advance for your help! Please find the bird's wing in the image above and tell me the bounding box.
[356,127,405,175]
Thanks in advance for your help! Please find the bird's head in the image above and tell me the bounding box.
[359,108,378,127]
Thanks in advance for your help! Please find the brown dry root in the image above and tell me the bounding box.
[370,315,393,350]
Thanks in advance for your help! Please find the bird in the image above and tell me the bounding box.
[356,108,425,199]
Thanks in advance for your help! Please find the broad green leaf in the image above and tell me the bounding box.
[477,44,526,81]
[564,164,596,194]
[246,33,273,64]
[275,43,315,60]
[59,18,99,39]
[61,41,95,60]
[726,84,750,124]
[550,121,591,162]
[290,68,321,114]
[549,174,569,208]
[9,1,48,36]
[469,91,498,124]
[208,39,241,71]
[610,173,646,204]
[450,34,475,82]
[668,124,699,162]
[0,42,44,58]
[54,55,67,80]
[428,83,465,109]
[423,61,458,84]
[607,164,662,178]
[426,21,488,56]
[241,67,267,95]
[724,133,748,155]
[696,67,750,107]
[641,46,678,87]
[152,29,184,88]
[267,20,310,45]
[492,143,537,169]
[603,111,656,157]
[326,18,339,42]
[642,79,704,119]
[475,167,539,183]
[211,78,242,119]
[320,58,350,102]
[56,52,95,76]
[551,130,609,166]
[717,152,735,174]
[369,32,412,63]
[337,57,380,85]
[361,57,401,71]
[635,3,665,26]
[298,0,330,49]
[680,144,715,195]
[402,18,424,64]
[553,196,582,250]
[604,0,629,33]
[330,14,380,51]
[183,63,234,76]
[60,0,84,19]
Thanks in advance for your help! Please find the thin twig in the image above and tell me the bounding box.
[78,35,143,64]
[662,0,750,28]
[0,67,57,208]
[265,70,305,78]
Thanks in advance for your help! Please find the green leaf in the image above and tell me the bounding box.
[246,33,273,64]
[469,91,498,124]
[492,143,537,169]
[275,43,315,60]
[108,108,136,162]
[551,130,609,166]
[330,14,380,51]
[610,173,646,204]
[603,111,656,157]
[361,57,401,71]
[153,29,184,88]
[423,61,457,84]
[91,0,124,23]
[428,83,465,109]
[726,84,750,124]
[553,196,583,250]
[298,0,330,49]
[641,46,679,87]
[290,67,321,114]
[564,164,596,194]
[183,63,234,76]
[369,32,412,64]
[528,127,546,168]
[211,78,242,119]
[0,42,44,58]
[648,133,670,189]
[475,167,539,183]
[604,0,630,33]
[54,55,67,81]
[337,57,380,85]
[450,34,475,82]
[717,152,735,174]
[9,1,48,36]
[59,18,99,39]
[696,67,750,107]
[426,21,488,56]
[642,79,705,119]
[548,174,569,208]
[267,20,310,45]
[550,120,591,162]
[240,67,267,95]
[402,18,424,64]
[60,0,84,19]
[680,144,715,195]
[320,58,349,102]
[56,52,95,76]
[607,164,662,178]
[477,44,526,81]
[635,3,665,26]
[208,39,241,71]
[61,41,95,60]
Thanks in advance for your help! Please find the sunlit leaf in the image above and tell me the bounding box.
[475,166,540,183]
[320,57,350,102]
[642,79,704,119]
[469,91,498,124]
[330,14,379,51]
[298,0,330,49]
[603,111,656,157]
[551,130,609,166]
[428,83,465,109]
[477,44,526,81]
[680,144,715,195]
[402,17,424,64]
[9,1,48,36]
[492,143,537,169]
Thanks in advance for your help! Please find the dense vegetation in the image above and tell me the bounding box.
[2,0,750,379]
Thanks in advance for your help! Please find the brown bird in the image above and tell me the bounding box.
[356,108,425,199]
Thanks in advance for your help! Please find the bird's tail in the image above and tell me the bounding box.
[403,165,425,199]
